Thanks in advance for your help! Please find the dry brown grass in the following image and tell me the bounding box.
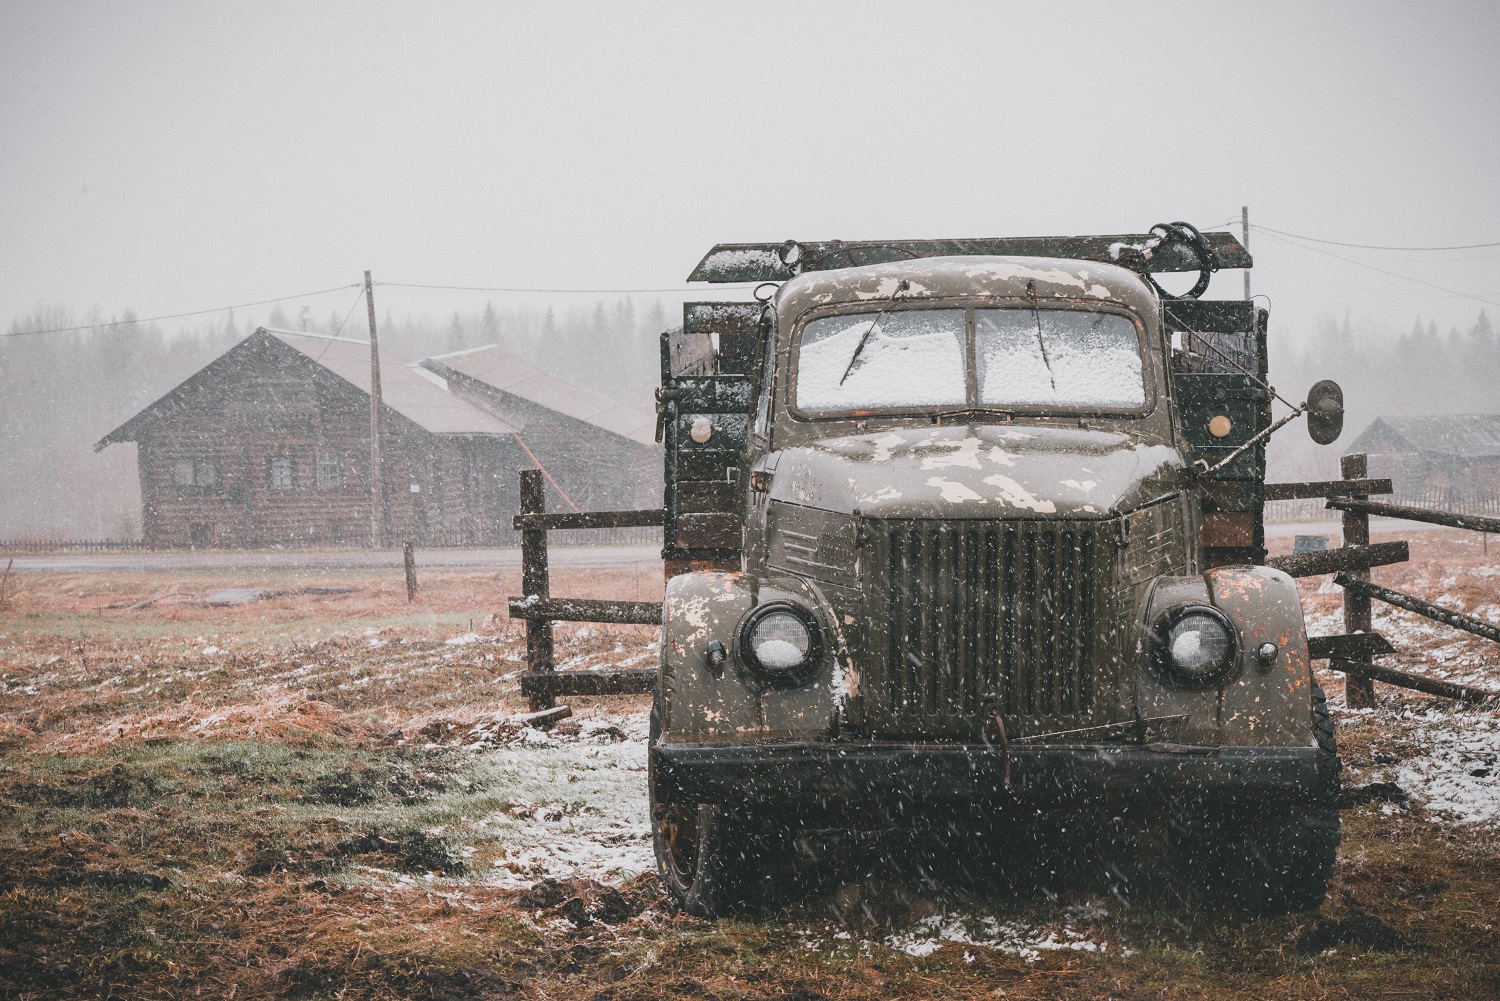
[2,541,1499,999]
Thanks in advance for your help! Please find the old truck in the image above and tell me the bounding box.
[649,225,1345,916]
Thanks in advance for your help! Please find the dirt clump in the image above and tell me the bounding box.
[519,876,648,926]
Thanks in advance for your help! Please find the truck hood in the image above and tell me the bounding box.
[767,425,1185,519]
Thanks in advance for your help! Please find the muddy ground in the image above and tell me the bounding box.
[1,530,1498,1000]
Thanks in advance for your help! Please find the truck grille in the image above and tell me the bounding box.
[866,520,1117,737]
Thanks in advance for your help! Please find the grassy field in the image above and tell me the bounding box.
[2,533,1499,1000]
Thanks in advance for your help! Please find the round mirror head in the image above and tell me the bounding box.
[1306,379,1345,445]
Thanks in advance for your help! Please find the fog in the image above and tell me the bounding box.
[2,1,1498,536]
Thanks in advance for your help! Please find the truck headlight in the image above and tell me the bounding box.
[739,602,823,689]
[1154,605,1237,688]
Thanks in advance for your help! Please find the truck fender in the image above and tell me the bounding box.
[1136,565,1312,746]
[659,571,840,742]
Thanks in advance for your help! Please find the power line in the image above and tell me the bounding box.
[312,288,373,365]
[1253,228,1500,309]
[375,280,759,294]
[1253,223,1500,252]
[3,283,362,338]
[1256,259,1500,300]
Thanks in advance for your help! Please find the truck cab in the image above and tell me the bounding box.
[650,231,1341,917]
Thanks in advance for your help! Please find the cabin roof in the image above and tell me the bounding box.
[97,327,515,449]
[1347,414,1500,459]
[265,329,517,436]
[420,343,657,446]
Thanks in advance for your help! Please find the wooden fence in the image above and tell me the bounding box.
[1267,453,1499,706]
[506,469,664,710]
[0,539,149,553]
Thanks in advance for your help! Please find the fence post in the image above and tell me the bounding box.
[403,541,417,602]
[520,469,555,710]
[1338,453,1377,707]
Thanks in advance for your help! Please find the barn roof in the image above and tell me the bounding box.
[1347,414,1500,459]
[97,327,514,450]
[420,344,657,446]
[265,329,517,435]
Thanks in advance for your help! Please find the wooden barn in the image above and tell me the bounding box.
[1345,414,1500,515]
[97,327,660,548]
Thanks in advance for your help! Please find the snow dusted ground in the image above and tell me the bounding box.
[1334,702,1500,826]
[883,909,1119,962]
[465,709,655,889]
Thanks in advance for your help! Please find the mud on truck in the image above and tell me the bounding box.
[649,224,1347,917]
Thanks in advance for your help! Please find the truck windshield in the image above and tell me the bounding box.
[794,306,1144,414]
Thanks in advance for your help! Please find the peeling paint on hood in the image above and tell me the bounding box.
[773,425,1183,519]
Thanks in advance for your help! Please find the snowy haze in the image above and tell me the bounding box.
[2,1,1499,535]
[3,2,1497,329]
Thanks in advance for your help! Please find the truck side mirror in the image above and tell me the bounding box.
[1306,380,1344,445]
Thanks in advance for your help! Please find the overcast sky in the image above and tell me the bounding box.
[3,1,1498,340]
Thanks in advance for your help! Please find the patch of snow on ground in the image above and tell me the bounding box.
[1397,707,1500,826]
[476,710,653,887]
[883,910,1115,962]
[444,632,487,646]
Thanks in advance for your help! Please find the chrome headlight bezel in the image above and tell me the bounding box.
[1153,604,1239,689]
[738,601,824,689]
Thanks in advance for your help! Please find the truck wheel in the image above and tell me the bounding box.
[1171,683,1342,915]
[648,699,792,917]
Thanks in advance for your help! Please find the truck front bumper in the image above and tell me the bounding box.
[651,741,1329,812]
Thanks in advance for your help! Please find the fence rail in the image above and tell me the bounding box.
[0,539,149,553]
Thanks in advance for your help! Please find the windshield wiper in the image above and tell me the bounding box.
[930,407,1013,425]
[1026,278,1057,392]
[838,278,910,385]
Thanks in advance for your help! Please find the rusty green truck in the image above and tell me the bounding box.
[649,226,1343,916]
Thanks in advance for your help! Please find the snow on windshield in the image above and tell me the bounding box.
[976,309,1144,408]
[795,309,966,412]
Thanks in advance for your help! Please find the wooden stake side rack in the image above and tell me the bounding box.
[508,469,664,710]
[1267,453,1499,706]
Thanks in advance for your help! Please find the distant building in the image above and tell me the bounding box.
[97,328,660,548]
[420,344,659,513]
[1345,414,1500,514]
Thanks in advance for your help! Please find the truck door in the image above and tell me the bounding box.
[658,302,763,576]
[1166,300,1271,567]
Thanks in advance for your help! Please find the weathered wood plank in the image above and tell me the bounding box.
[519,469,554,710]
[1333,574,1500,645]
[1307,633,1396,661]
[519,669,658,697]
[1264,478,1393,501]
[512,509,664,531]
[1326,498,1500,534]
[508,596,664,626]
[1326,660,1498,704]
[1265,541,1409,578]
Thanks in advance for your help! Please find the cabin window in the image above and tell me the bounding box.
[172,457,219,489]
[269,455,294,488]
[316,453,344,489]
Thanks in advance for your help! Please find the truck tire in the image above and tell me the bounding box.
[1171,683,1342,915]
[648,700,792,918]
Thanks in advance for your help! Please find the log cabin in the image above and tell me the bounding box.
[96,327,659,548]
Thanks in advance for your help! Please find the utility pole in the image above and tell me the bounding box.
[1242,205,1252,301]
[364,270,386,548]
